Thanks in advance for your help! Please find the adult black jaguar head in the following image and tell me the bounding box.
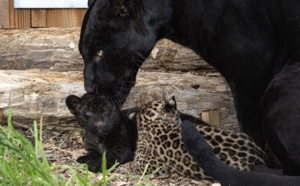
[79,0,172,106]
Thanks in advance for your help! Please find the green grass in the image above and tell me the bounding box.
[0,109,161,186]
[0,109,116,186]
[136,163,164,186]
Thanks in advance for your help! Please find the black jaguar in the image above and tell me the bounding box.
[79,0,300,179]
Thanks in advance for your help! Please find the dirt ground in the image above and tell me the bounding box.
[17,128,220,186]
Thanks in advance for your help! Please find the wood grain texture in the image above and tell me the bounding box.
[31,10,47,28]
[0,0,30,28]
[0,70,237,131]
[0,28,213,73]
[0,28,238,131]
[0,0,9,28]
[0,0,86,28]
[45,9,86,27]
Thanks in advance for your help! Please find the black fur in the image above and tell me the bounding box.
[66,93,138,173]
[66,93,208,173]
[262,62,300,175]
[181,120,300,186]
[79,0,300,176]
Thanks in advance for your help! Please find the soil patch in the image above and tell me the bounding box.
[17,128,219,186]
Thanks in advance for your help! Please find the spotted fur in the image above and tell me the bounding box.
[119,97,267,180]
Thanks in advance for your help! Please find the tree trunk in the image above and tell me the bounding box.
[0,28,238,132]
[0,70,237,131]
[0,28,214,73]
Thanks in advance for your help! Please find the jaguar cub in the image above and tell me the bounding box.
[120,97,267,180]
[66,93,138,173]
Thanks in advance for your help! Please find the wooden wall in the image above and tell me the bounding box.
[0,0,86,28]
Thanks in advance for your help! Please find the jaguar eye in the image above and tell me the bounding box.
[97,50,104,58]
[84,111,94,117]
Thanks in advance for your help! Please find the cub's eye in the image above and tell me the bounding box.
[84,111,94,117]
[97,50,104,58]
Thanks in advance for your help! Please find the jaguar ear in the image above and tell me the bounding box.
[128,112,137,121]
[66,95,81,115]
[170,96,177,108]
[163,95,177,113]
[111,0,131,17]
[168,96,177,109]
[163,92,177,109]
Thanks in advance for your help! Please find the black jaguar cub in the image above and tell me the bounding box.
[66,93,138,173]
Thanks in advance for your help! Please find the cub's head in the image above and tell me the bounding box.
[139,96,181,124]
[79,0,172,105]
[66,93,121,137]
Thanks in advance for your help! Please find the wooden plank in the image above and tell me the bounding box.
[201,109,221,128]
[12,9,31,28]
[0,0,9,28]
[10,0,31,28]
[31,10,47,28]
[1,0,86,28]
[46,9,86,27]
[0,0,32,29]
[29,8,87,28]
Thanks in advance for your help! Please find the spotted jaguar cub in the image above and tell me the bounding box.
[120,97,267,180]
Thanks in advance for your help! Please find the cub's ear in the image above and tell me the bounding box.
[66,95,81,114]
[163,93,177,109]
[164,95,177,113]
[111,0,131,17]
[128,111,137,121]
[169,96,177,107]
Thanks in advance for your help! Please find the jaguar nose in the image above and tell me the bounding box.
[84,80,95,93]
